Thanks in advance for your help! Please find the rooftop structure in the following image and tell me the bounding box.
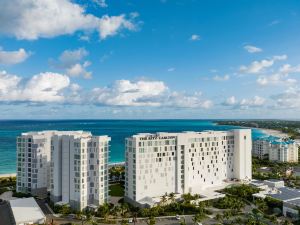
[251,179,300,219]
[9,197,46,225]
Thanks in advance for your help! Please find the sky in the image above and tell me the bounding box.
[0,0,300,119]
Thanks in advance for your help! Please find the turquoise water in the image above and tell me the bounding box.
[0,120,265,174]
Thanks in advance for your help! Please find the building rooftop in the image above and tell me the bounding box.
[268,187,300,201]
[9,197,45,224]
[21,130,91,136]
[253,135,295,145]
[286,198,300,207]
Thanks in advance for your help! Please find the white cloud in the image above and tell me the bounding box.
[66,62,92,79]
[167,68,175,72]
[224,96,237,106]
[1,73,212,109]
[269,20,280,26]
[239,55,287,74]
[0,47,30,65]
[257,73,297,86]
[53,48,92,79]
[100,51,114,63]
[254,62,300,87]
[59,48,88,65]
[223,95,265,109]
[244,45,262,53]
[90,79,212,108]
[0,71,70,102]
[0,0,138,40]
[98,14,137,40]
[213,74,230,81]
[271,87,300,109]
[91,0,107,8]
[279,64,300,74]
[190,34,201,41]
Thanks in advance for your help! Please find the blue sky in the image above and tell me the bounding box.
[0,0,300,119]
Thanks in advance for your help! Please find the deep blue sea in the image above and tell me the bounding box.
[0,120,266,174]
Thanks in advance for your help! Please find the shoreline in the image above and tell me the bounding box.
[216,122,290,139]
[258,128,289,139]
[0,173,16,178]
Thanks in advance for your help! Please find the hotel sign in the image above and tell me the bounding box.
[140,135,176,141]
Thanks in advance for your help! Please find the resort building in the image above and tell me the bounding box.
[50,131,110,210]
[124,129,252,207]
[253,136,298,162]
[16,130,110,211]
[16,131,54,196]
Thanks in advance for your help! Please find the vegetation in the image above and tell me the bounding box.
[216,120,300,139]
[109,165,125,181]
[222,184,260,201]
[0,176,16,194]
[12,191,32,198]
[213,195,245,211]
[109,183,125,197]
[252,157,300,189]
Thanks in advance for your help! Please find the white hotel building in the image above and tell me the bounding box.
[16,131,110,210]
[125,129,252,207]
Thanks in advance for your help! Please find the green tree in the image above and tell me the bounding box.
[180,218,186,225]
[215,213,223,224]
[121,219,128,225]
[168,192,175,203]
[145,216,156,225]
[160,193,168,205]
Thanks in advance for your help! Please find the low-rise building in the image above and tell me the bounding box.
[9,197,46,225]
[251,179,300,219]
[125,129,252,207]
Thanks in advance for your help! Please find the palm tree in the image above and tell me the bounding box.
[283,220,293,225]
[194,194,200,200]
[120,202,129,217]
[269,215,278,225]
[168,192,175,203]
[121,219,129,225]
[234,216,243,225]
[192,213,203,225]
[223,210,231,221]
[215,213,223,224]
[180,217,186,225]
[97,203,110,220]
[160,193,168,205]
[145,216,156,225]
[111,205,120,217]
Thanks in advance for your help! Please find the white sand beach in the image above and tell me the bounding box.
[259,128,289,138]
[0,173,16,178]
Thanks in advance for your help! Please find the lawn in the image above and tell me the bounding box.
[109,183,124,197]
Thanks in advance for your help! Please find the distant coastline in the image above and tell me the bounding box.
[215,120,300,140]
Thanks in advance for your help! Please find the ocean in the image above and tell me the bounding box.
[0,120,266,175]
